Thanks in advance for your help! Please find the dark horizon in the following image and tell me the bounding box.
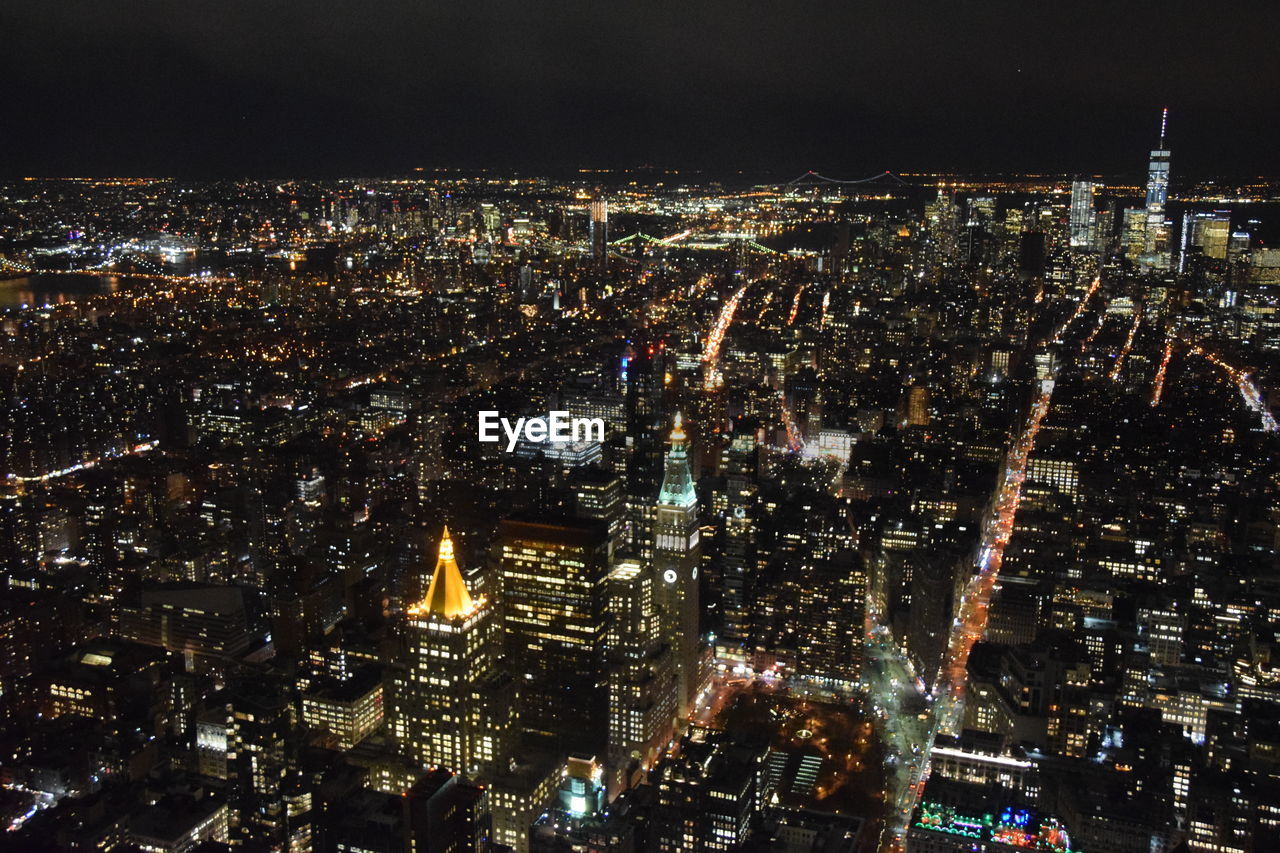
[8,164,1280,186]
[5,1,1279,180]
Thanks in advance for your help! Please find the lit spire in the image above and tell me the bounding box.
[417,526,475,619]
[1159,107,1168,148]
[671,411,686,443]
[658,413,696,508]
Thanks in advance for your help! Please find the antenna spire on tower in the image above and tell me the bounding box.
[1159,108,1168,148]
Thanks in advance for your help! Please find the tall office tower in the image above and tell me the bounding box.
[622,343,668,557]
[832,216,853,273]
[1017,230,1047,279]
[1227,229,1251,265]
[906,553,959,692]
[571,467,626,553]
[924,190,959,263]
[719,432,759,645]
[1090,203,1115,252]
[589,198,608,269]
[1144,109,1171,213]
[1181,210,1232,270]
[1199,215,1231,260]
[1122,207,1149,261]
[1142,108,1172,269]
[805,388,825,442]
[1000,208,1025,259]
[605,559,676,797]
[972,196,997,223]
[1002,206,1027,240]
[390,527,512,776]
[954,196,996,267]
[794,551,866,686]
[653,413,703,718]
[1069,179,1097,249]
[499,517,611,755]
[479,202,501,234]
[1178,210,1195,272]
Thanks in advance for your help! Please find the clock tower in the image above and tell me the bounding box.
[653,413,702,718]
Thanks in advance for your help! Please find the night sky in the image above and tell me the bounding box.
[4,1,1278,179]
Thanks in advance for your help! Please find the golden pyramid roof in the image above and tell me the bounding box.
[415,526,475,619]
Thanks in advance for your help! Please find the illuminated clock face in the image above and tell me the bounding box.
[691,567,699,580]
[663,569,677,584]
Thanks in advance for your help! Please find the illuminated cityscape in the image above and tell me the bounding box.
[4,5,1280,853]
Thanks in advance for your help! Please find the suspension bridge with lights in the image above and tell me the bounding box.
[610,230,784,256]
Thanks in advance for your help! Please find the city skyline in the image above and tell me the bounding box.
[3,12,1280,853]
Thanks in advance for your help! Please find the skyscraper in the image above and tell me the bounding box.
[718,431,758,646]
[390,527,512,776]
[924,189,959,267]
[1068,179,1096,249]
[794,552,866,686]
[605,559,676,797]
[906,552,958,692]
[1142,108,1172,269]
[572,467,626,554]
[653,413,703,718]
[622,341,668,557]
[499,516,612,754]
[1122,207,1148,261]
[1180,209,1232,270]
[1145,109,1171,213]
[590,198,608,269]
